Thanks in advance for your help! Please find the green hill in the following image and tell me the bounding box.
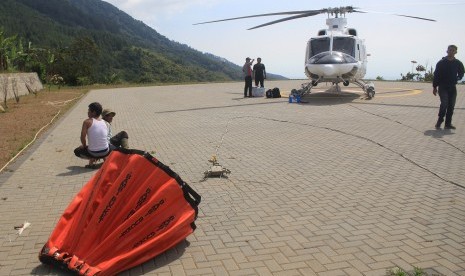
[0,0,286,85]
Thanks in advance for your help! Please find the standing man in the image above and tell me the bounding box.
[433,45,464,129]
[253,57,266,88]
[243,57,254,97]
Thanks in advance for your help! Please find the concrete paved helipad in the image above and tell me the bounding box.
[0,80,464,275]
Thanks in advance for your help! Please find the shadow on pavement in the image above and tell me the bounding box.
[298,91,363,106]
[424,129,455,138]
[56,165,96,176]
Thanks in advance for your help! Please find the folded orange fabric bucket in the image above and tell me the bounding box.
[39,149,201,276]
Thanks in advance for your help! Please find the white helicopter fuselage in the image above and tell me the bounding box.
[304,18,367,84]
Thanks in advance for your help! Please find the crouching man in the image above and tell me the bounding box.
[74,102,109,168]
[102,108,129,150]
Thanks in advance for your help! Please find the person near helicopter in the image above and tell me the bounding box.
[242,57,254,97]
[253,57,267,88]
[433,45,464,129]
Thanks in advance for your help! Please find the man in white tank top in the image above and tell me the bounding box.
[74,102,109,168]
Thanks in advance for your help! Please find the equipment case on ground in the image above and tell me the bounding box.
[252,87,265,97]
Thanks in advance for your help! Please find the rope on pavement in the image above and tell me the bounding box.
[0,93,84,174]
[0,110,61,174]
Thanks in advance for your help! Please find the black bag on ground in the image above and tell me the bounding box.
[266,89,273,98]
[272,87,281,98]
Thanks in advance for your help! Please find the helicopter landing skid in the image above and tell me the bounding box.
[290,83,312,98]
[294,78,321,97]
[299,82,314,96]
[354,79,375,99]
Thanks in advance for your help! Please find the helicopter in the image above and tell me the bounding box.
[194,6,435,99]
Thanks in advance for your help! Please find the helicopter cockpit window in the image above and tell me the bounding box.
[310,38,330,56]
[310,37,355,57]
[333,37,355,57]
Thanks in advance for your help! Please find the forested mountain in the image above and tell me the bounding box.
[0,0,286,85]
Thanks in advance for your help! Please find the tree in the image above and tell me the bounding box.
[13,40,34,72]
[54,36,100,85]
[0,28,18,71]
[400,63,434,82]
[415,64,426,81]
[424,67,434,82]
[400,72,419,81]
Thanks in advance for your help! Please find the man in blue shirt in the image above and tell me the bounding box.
[433,45,464,129]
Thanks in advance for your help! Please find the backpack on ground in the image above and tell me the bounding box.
[266,89,273,98]
[272,87,281,98]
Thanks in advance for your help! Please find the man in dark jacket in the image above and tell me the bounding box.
[253,57,266,88]
[433,45,464,129]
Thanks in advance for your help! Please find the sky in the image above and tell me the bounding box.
[102,0,465,80]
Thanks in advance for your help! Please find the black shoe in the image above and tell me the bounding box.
[444,125,456,129]
[435,120,443,129]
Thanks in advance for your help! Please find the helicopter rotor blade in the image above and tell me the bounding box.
[351,10,367,14]
[356,9,436,22]
[248,11,325,30]
[193,10,322,25]
[194,6,436,29]
[391,13,436,22]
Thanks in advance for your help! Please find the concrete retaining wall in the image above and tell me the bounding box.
[0,73,43,102]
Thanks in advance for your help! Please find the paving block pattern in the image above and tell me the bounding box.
[0,81,464,275]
